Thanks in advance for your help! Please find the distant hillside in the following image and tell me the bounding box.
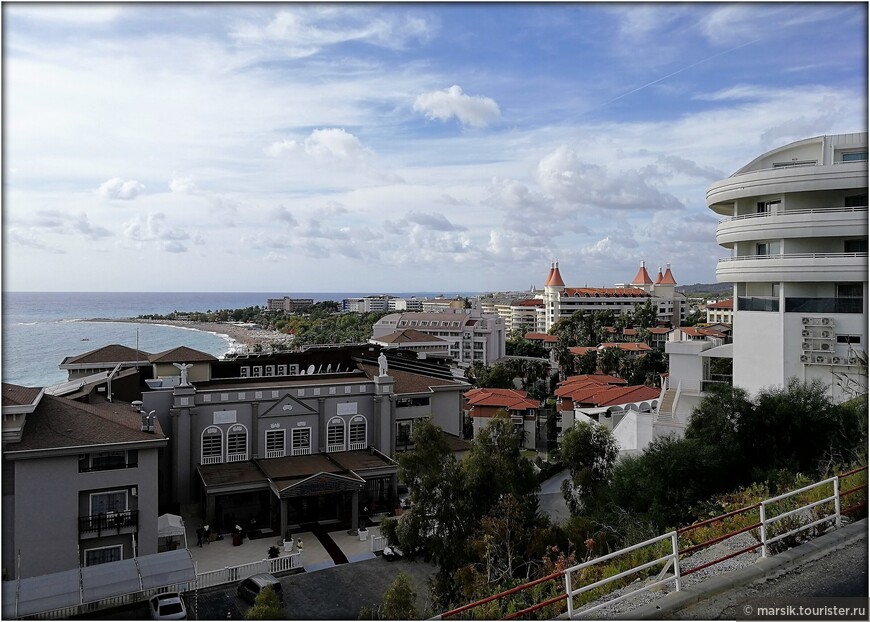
[677,283,732,295]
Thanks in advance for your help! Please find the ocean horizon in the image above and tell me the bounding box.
[1,291,483,388]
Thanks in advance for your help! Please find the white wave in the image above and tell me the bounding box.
[17,322,38,326]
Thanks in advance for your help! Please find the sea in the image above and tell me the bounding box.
[2,291,478,388]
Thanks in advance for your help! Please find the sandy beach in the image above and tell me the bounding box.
[118,318,293,351]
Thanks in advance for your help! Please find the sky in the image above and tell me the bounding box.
[2,1,867,293]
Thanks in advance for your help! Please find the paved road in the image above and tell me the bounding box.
[85,556,437,620]
[673,538,868,619]
[537,468,570,524]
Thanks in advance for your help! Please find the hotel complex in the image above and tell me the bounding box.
[708,132,867,402]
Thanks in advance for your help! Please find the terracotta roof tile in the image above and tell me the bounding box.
[524,333,557,342]
[562,287,649,298]
[374,329,447,344]
[706,299,733,310]
[357,363,466,395]
[464,388,540,410]
[660,264,677,285]
[632,263,653,285]
[599,342,652,352]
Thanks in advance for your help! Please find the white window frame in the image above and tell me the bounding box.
[89,489,128,516]
[291,427,312,456]
[227,424,248,462]
[201,427,223,464]
[349,417,367,451]
[84,544,123,567]
[327,417,346,453]
[265,429,286,459]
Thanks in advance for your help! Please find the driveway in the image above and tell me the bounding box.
[537,468,570,524]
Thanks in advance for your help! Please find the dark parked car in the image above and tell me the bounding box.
[237,573,284,604]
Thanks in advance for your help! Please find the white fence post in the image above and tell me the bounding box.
[564,569,574,619]
[759,502,768,558]
[670,531,681,592]
[834,476,842,529]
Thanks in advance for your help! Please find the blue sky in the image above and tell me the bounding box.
[3,2,867,292]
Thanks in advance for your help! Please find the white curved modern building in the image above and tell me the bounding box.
[707,132,868,402]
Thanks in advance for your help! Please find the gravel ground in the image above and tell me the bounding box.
[574,531,763,618]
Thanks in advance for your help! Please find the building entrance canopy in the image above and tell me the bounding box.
[1,549,195,619]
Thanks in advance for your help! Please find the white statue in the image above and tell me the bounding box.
[378,352,388,377]
[173,362,193,386]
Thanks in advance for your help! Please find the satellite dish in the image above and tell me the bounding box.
[307,365,315,375]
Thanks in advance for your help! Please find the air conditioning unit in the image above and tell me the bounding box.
[832,356,842,364]
[848,356,858,365]
[801,330,811,337]
[802,342,812,350]
[820,342,831,351]
[821,318,831,325]
[801,317,811,325]
[800,355,810,363]
[815,355,829,364]
[821,330,831,338]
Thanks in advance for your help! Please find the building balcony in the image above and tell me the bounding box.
[716,206,867,246]
[79,509,138,538]
[716,253,868,283]
[707,161,867,214]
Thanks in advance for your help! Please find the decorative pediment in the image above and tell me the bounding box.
[277,472,365,498]
[260,393,318,418]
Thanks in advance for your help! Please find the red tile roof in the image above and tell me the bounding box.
[563,374,628,385]
[648,327,672,334]
[585,385,660,407]
[632,262,653,285]
[660,264,677,285]
[545,262,566,287]
[524,333,557,343]
[464,387,540,410]
[706,299,733,310]
[680,327,726,338]
[512,299,544,308]
[568,346,597,356]
[599,342,652,352]
[655,267,664,285]
[563,287,649,298]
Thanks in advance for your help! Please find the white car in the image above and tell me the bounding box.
[148,592,187,620]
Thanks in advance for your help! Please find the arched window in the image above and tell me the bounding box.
[349,416,367,450]
[201,427,223,464]
[227,424,248,462]
[327,417,345,453]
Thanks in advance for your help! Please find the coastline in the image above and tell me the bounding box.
[94,317,292,351]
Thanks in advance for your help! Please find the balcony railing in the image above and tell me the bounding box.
[349,441,367,451]
[719,205,867,223]
[701,377,733,392]
[79,462,138,473]
[291,447,311,456]
[720,252,868,262]
[227,452,248,463]
[327,443,345,453]
[265,449,285,459]
[737,296,779,312]
[79,509,138,536]
[200,455,223,465]
[785,297,864,314]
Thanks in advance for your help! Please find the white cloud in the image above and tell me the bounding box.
[413,85,501,128]
[169,175,196,194]
[123,212,191,252]
[230,7,435,57]
[97,177,145,200]
[10,5,124,25]
[263,251,289,263]
[267,129,372,164]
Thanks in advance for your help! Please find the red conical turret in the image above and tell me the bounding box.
[546,261,565,287]
[632,261,653,285]
[661,263,677,285]
[655,266,664,285]
[544,263,554,287]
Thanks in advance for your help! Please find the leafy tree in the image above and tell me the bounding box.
[506,336,548,359]
[359,572,421,620]
[573,350,599,375]
[597,346,626,377]
[244,586,284,620]
[466,362,515,389]
[631,299,659,328]
[559,421,619,515]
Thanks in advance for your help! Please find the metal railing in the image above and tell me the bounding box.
[195,552,302,590]
[349,441,367,451]
[265,449,285,459]
[719,252,868,262]
[200,455,222,465]
[226,452,248,463]
[327,443,346,453]
[79,510,138,536]
[22,582,195,620]
[430,465,867,620]
[719,205,867,223]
